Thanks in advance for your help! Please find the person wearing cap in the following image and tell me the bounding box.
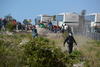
[63,33,77,54]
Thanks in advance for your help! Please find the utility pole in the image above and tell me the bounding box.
[79,10,86,34]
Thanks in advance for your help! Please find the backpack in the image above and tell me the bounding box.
[66,36,74,44]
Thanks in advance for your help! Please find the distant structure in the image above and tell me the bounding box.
[55,12,79,27]
[35,12,100,33]
[35,14,53,25]
[85,13,100,33]
[34,12,100,40]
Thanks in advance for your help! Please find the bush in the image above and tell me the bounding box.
[6,21,15,32]
[0,35,24,67]
[0,40,17,67]
[23,37,66,67]
[0,34,83,67]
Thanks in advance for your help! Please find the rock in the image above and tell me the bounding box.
[6,31,13,35]
[19,39,29,45]
[73,62,85,67]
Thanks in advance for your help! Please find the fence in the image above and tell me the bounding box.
[73,27,100,40]
[86,32,100,40]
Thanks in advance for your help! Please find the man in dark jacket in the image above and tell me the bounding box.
[63,33,77,54]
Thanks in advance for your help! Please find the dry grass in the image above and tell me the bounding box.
[75,35,100,67]
[46,33,66,51]
[46,33,100,67]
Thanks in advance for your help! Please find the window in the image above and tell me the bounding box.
[37,16,41,21]
[36,16,41,23]
[35,16,41,24]
[85,15,95,22]
[56,15,63,21]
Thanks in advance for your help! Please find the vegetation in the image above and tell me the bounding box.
[23,37,66,67]
[0,33,83,67]
[80,41,100,67]
[6,21,15,32]
[0,32,100,67]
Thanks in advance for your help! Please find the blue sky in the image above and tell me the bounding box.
[0,0,100,24]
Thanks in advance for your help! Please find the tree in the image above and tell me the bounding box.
[4,14,16,32]
[23,19,31,25]
[5,14,13,21]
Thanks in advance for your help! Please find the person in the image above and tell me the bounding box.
[32,25,38,38]
[48,22,53,31]
[3,18,8,30]
[63,33,77,54]
[67,25,73,34]
[61,24,65,33]
[12,19,17,30]
[63,24,68,32]
[18,22,22,31]
[0,18,3,30]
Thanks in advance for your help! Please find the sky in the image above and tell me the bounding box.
[0,0,100,24]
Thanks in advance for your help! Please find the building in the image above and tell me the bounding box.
[35,14,53,25]
[85,13,100,32]
[34,12,100,33]
[55,12,79,27]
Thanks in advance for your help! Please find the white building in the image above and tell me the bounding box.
[35,14,53,25]
[85,13,100,32]
[55,12,79,26]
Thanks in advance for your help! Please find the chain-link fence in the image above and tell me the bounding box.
[73,20,100,40]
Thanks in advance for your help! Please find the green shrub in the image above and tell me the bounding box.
[23,37,66,67]
[0,34,83,67]
[0,38,24,67]
[63,50,83,67]
[95,41,100,47]
[0,40,17,67]
[6,21,15,32]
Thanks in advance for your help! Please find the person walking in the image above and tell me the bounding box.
[0,18,3,30]
[32,25,38,38]
[67,25,73,34]
[63,33,77,54]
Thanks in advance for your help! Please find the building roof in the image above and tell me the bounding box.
[57,12,79,15]
[87,13,100,16]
